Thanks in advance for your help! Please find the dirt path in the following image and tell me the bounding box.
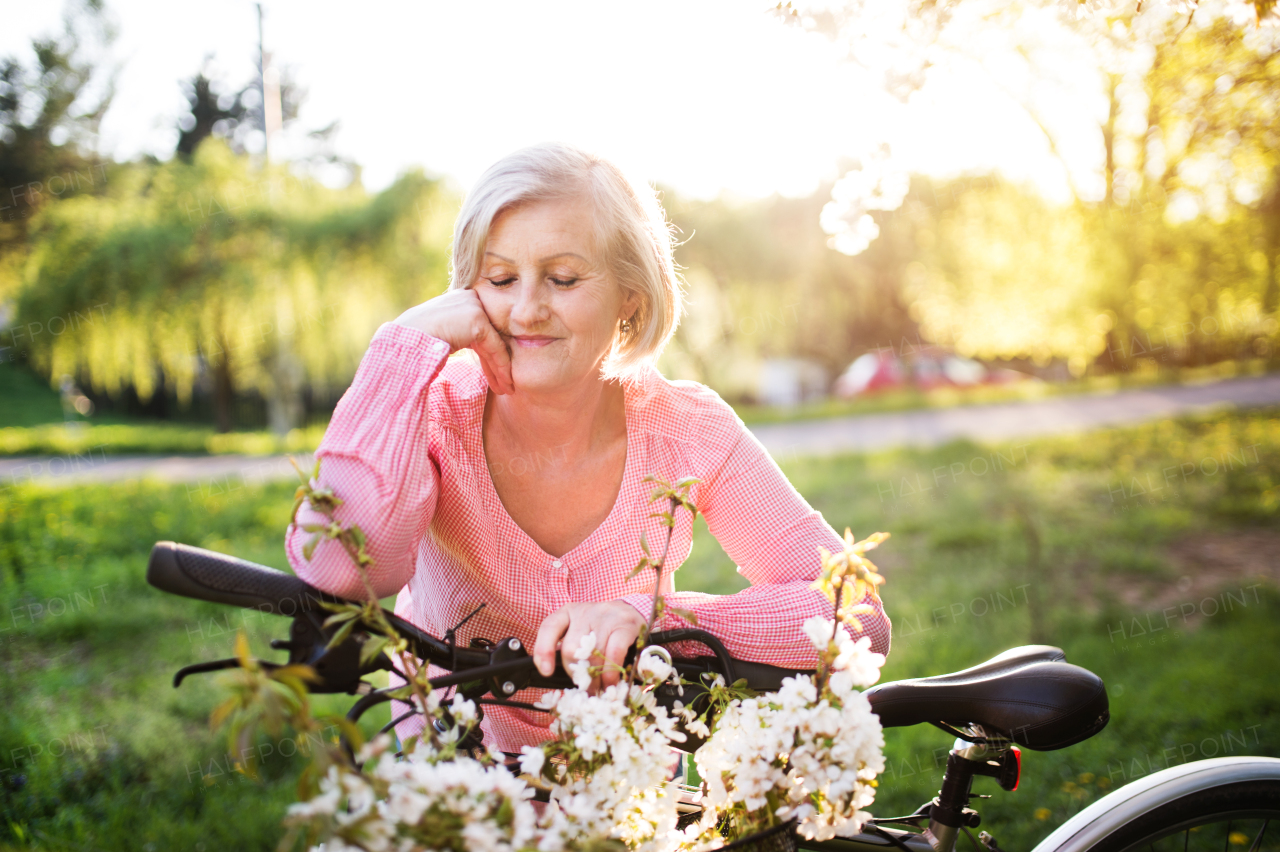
[749,373,1280,459]
[3,374,1278,486]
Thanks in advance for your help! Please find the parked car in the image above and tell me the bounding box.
[833,351,907,398]
[833,348,1032,399]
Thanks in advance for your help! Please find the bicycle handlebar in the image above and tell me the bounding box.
[146,541,808,694]
[147,541,338,616]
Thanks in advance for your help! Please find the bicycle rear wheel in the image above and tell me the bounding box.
[1081,780,1280,852]
[1033,759,1280,852]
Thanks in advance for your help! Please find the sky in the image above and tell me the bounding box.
[0,0,1104,202]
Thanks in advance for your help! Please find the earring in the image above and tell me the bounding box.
[620,317,634,334]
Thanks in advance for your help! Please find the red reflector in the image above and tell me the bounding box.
[1012,746,1021,791]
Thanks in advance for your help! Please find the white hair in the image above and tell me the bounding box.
[449,142,683,380]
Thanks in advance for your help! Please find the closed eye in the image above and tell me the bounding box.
[486,277,516,287]
[550,277,578,287]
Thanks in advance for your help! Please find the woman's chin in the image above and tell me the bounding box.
[507,364,559,394]
[508,357,588,395]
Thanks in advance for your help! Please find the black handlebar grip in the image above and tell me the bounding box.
[729,658,814,692]
[146,541,345,616]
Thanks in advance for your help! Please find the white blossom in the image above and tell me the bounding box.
[288,620,887,852]
[820,149,910,257]
[519,745,545,777]
[450,693,478,726]
[566,631,599,690]
[694,632,887,842]
[636,647,675,685]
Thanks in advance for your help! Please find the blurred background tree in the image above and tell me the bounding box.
[0,0,114,293]
[15,144,454,431]
[774,0,1280,379]
[175,63,251,159]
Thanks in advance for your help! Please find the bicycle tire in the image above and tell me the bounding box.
[1033,758,1280,852]
[1081,780,1280,852]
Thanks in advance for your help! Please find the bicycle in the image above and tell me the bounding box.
[146,540,1280,852]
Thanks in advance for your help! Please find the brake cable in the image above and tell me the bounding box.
[443,603,487,673]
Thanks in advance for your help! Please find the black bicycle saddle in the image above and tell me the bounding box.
[865,644,1109,751]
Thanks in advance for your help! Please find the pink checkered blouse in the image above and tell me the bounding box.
[285,322,892,753]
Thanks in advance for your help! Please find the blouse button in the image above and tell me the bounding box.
[552,559,564,571]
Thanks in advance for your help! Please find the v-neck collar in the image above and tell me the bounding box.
[470,377,639,566]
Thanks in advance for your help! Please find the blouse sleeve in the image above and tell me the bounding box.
[284,322,452,601]
[620,406,891,665]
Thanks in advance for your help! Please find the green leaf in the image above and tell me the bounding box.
[302,534,319,562]
[625,558,650,581]
[360,635,390,666]
[640,532,650,557]
[330,716,366,754]
[670,607,699,626]
[297,762,319,801]
[317,601,351,613]
[326,618,356,650]
[323,609,359,628]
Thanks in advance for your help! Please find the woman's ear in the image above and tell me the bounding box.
[618,287,641,322]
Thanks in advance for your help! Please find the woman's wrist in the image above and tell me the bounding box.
[390,307,446,343]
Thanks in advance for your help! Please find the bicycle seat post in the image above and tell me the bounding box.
[924,730,1012,852]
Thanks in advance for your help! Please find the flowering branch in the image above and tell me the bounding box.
[810,529,888,691]
[288,457,448,754]
[625,475,700,685]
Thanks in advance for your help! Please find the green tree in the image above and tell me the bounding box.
[1087,15,1280,370]
[777,0,1280,374]
[175,64,250,159]
[0,0,115,291]
[901,176,1105,374]
[12,139,456,431]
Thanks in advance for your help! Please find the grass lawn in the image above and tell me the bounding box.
[1,408,1277,850]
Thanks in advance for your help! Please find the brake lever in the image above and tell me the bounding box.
[172,657,283,687]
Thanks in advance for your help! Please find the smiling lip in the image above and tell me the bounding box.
[511,335,558,348]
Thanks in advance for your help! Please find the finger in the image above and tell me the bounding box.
[475,353,503,397]
[475,324,514,395]
[534,609,570,677]
[472,302,514,394]
[474,327,512,395]
[601,628,634,689]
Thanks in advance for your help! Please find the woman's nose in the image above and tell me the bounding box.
[509,279,549,328]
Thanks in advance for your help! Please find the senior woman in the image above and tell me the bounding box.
[285,142,891,755]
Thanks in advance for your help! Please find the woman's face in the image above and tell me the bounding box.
[474,195,637,394]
